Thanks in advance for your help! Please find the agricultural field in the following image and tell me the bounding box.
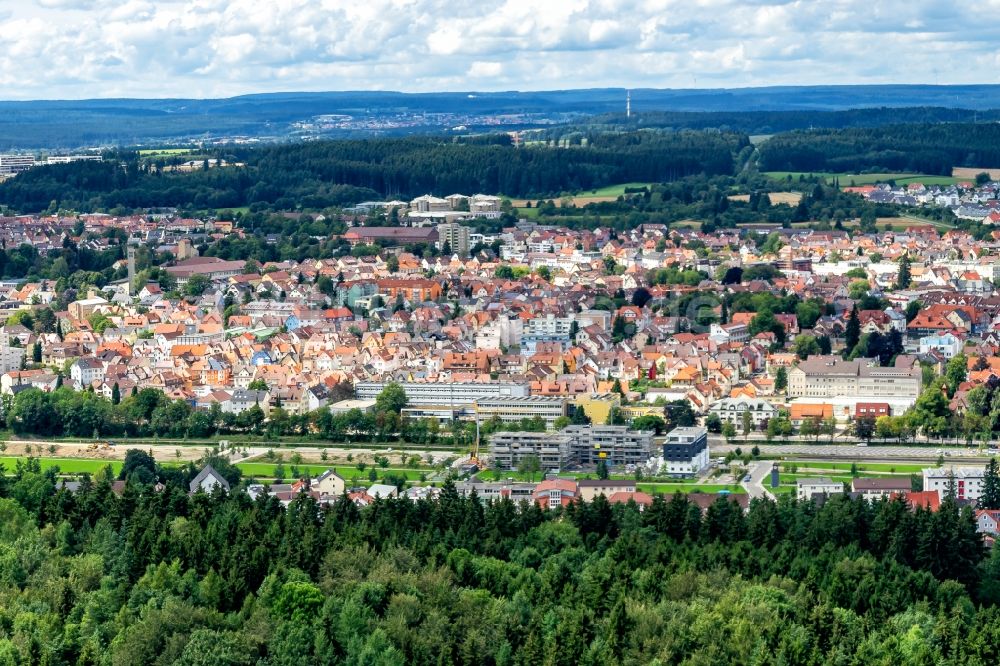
[236,462,427,482]
[953,166,1000,180]
[510,182,652,208]
[0,456,122,475]
[764,171,962,187]
[728,191,802,205]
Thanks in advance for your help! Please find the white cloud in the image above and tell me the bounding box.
[0,0,996,99]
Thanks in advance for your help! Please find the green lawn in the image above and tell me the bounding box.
[515,207,540,218]
[778,473,853,485]
[237,462,426,481]
[0,456,122,475]
[787,461,924,474]
[579,182,653,197]
[764,171,961,187]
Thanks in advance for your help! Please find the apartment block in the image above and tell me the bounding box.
[437,223,471,257]
[923,466,985,502]
[562,424,654,467]
[490,431,573,471]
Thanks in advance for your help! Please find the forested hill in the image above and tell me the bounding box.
[757,122,1000,174]
[1,455,999,664]
[570,106,1000,136]
[0,132,745,213]
[3,85,1000,148]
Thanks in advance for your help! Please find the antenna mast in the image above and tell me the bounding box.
[626,90,631,119]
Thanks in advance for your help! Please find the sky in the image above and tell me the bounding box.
[1,0,999,100]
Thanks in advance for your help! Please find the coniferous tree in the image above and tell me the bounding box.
[774,366,788,393]
[895,254,912,290]
[982,457,1000,510]
[845,306,861,356]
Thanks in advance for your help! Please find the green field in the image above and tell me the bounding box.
[515,207,540,218]
[579,182,653,197]
[0,456,122,475]
[764,171,961,187]
[236,462,426,481]
[787,461,924,474]
[778,473,853,485]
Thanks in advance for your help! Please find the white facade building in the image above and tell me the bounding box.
[923,466,985,502]
[797,478,843,500]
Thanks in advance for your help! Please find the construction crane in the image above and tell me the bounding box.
[469,409,484,468]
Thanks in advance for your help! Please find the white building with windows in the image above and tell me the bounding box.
[797,478,843,500]
[923,466,985,502]
[709,397,779,427]
[918,333,964,359]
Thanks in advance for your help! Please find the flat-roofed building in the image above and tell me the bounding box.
[563,424,654,467]
[437,223,471,257]
[356,381,530,408]
[490,431,573,471]
[474,396,567,426]
[0,155,35,176]
[659,426,709,477]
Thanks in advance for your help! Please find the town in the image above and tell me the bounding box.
[0,181,999,533]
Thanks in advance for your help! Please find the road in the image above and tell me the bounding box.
[710,438,990,461]
[742,461,775,500]
[0,439,459,466]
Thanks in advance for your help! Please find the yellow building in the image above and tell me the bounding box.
[621,404,664,421]
[571,394,620,425]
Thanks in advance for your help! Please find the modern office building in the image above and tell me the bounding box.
[659,426,710,477]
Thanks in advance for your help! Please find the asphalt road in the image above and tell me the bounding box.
[742,461,776,500]
[710,438,991,461]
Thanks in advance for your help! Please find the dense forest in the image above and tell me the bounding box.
[758,122,1000,174]
[566,106,1000,136]
[0,132,744,213]
[0,452,999,665]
